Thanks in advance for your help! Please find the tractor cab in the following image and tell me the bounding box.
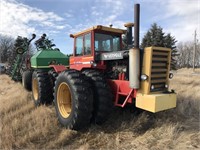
[69,25,126,71]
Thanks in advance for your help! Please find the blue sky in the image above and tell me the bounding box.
[0,0,199,54]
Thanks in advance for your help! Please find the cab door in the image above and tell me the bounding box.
[70,32,94,70]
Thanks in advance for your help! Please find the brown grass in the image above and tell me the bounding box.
[0,68,200,149]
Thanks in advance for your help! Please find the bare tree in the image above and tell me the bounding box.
[177,41,200,68]
[0,34,15,63]
[28,43,37,56]
[195,42,200,67]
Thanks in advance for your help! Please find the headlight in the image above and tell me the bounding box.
[122,68,127,72]
[151,85,155,90]
[93,63,97,67]
[169,73,173,79]
[90,61,97,67]
[141,74,148,81]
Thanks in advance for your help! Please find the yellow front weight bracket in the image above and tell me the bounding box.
[136,93,177,113]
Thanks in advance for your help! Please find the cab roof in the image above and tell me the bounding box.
[70,25,126,38]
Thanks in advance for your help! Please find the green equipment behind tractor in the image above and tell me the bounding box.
[28,34,69,105]
[9,34,36,81]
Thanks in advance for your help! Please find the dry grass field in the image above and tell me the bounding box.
[0,68,199,149]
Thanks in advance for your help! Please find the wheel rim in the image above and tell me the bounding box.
[32,78,39,100]
[57,82,72,118]
[22,75,25,87]
[16,48,23,54]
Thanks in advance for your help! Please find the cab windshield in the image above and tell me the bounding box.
[95,33,120,52]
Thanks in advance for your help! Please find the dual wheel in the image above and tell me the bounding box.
[22,70,32,91]
[22,69,55,105]
[54,69,113,129]
[32,70,54,106]
[31,69,113,130]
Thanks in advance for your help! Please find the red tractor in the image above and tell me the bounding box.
[34,4,176,130]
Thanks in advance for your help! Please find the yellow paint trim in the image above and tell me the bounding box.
[101,26,126,34]
[151,46,171,51]
[136,93,177,113]
[140,47,153,94]
[166,48,171,89]
[82,56,93,59]
[71,25,126,37]
[140,46,171,94]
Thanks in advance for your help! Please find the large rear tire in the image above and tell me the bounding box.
[32,70,54,106]
[22,70,32,91]
[83,70,113,124]
[54,69,93,130]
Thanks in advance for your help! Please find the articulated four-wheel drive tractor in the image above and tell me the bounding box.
[13,4,177,130]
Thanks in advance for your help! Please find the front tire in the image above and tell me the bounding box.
[32,70,54,106]
[54,69,93,130]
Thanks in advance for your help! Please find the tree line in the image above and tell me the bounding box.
[141,23,200,69]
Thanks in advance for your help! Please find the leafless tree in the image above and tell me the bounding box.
[0,34,15,63]
[0,34,37,65]
[177,41,200,68]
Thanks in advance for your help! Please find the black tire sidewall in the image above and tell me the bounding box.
[54,73,76,128]
[22,70,32,91]
[83,69,113,124]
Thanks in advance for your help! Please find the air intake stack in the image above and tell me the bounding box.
[124,22,134,48]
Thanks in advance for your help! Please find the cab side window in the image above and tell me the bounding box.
[75,36,83,56]
[84,33,91,55]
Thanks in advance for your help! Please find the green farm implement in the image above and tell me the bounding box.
[9,34,36,81]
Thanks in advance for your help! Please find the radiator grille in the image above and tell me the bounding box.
[150,50,170,92]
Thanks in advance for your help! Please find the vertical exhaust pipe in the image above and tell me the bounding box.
[129,3,140,89]
[134,4,140,49]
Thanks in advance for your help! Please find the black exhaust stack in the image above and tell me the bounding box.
[134,4,140,49]
[129,4,140,89]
